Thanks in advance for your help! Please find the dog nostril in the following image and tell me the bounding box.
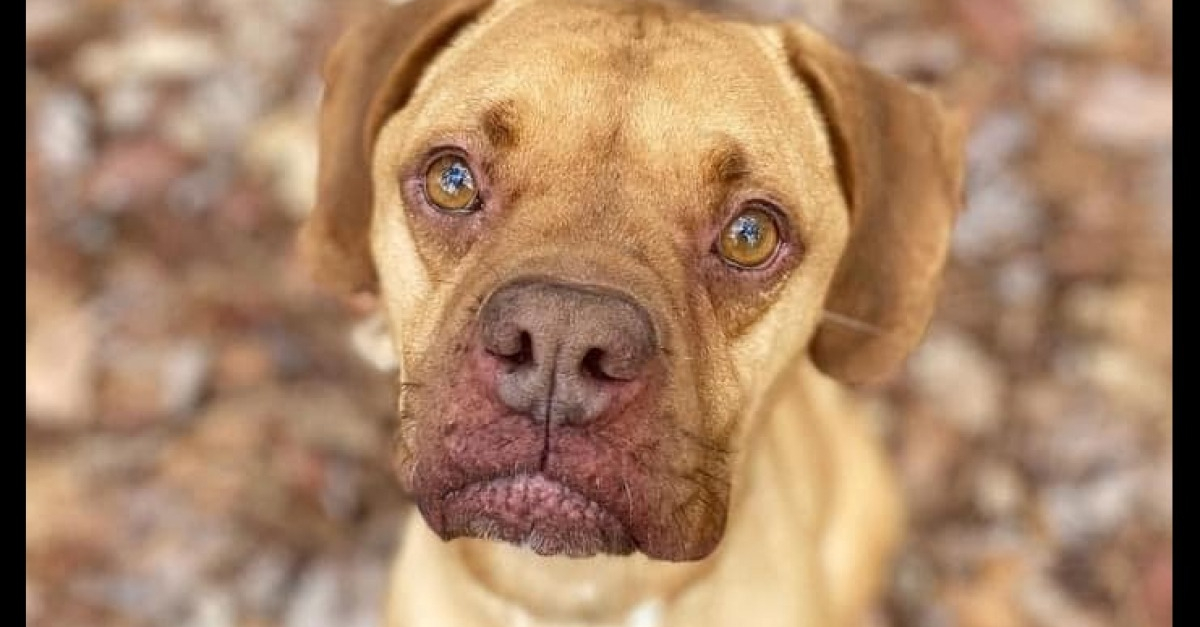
[478,280,656,424]
[581,345,647,382]
[513,331,534,365]
[488,330,534,367]
[581,347,613,381]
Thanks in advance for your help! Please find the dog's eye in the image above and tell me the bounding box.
[716,206,781,269]
[424,154,479,212]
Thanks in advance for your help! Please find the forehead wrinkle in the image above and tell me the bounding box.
[407,0,834,212]
[703,139,751,188]
[480,99,520,149]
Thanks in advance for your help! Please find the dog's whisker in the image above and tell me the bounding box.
[820,309,887,336]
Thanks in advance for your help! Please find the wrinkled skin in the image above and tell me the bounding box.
[377,0,850,562]
[301,0,964,624]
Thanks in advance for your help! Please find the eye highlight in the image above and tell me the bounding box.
[424,154,479,212]
[716,205,782,269]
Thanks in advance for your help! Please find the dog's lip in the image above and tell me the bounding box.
[436,472,634,557]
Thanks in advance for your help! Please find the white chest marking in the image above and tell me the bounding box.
[625,600,663,627]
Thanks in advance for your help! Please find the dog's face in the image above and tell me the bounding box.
[303,0,963,564]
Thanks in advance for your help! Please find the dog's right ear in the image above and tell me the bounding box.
[779,23,966,385]
[300,0,493,294]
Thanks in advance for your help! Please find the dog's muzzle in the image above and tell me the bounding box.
[477,279,657,426]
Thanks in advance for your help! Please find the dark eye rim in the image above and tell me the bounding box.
[418,147,485,214]
[712,201,791,271]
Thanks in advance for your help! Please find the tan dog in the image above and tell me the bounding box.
[300,0,964,624]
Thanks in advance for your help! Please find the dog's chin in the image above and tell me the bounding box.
[429,473,635,558]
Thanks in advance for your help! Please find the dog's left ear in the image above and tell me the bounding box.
[299,0,493,294]
[779,23,967,385]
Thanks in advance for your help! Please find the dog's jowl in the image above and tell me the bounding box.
[300,0,965,624]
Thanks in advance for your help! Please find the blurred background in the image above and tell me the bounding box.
[25,0,1171,625]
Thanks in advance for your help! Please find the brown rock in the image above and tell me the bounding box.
[242,106,319,220]
[98,338,211,428]
[943,551,1030,627]
[86,138,192,212]
[26,450,115,562]
[214,338,278,391]
[952,0,1031,63]
[907,326,1006,436]
[860,28,963,80]
[974,458,1027,520]
[1061,281,1173,367]
[26,276,96,429]
[74,28,221,88]
[1073,67,1173,151]
[1139,545,1172,627]
[1020,570,1108,627]
[1020,0,1122,50]
[894,404,966,516]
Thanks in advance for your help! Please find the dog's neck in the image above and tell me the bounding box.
[386,361,858,627]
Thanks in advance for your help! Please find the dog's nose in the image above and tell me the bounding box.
[477,280,656,425]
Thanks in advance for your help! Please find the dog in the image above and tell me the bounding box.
[299,0,965,624]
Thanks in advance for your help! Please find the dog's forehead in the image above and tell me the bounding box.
[373,0,849,342]
[410,0,819,165]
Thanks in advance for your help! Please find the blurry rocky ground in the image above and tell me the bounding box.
[26,0,1171,625]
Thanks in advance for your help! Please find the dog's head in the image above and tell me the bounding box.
[302,0,963,564]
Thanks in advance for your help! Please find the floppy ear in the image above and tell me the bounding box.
[299,0,493,294]
[779,24,967,385]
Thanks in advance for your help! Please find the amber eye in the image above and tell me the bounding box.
[716,206,781,268]
[424,154,479,212]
